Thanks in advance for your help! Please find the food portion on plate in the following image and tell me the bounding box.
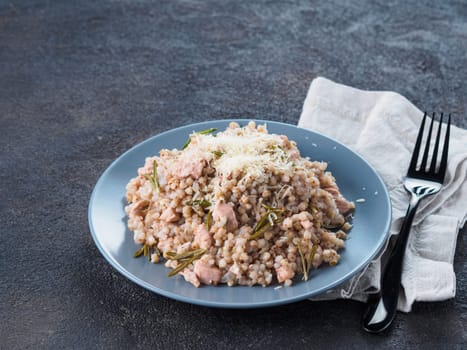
[125,121,354,288]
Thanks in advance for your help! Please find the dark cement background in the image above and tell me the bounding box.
[1,0,466,349]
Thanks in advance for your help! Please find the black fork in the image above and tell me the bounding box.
[362,112,451,333]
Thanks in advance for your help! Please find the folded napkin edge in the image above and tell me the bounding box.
[301,76,466,311]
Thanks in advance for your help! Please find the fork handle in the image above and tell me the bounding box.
[361,193,420,333]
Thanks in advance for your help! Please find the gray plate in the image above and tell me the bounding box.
[88,119,391,308]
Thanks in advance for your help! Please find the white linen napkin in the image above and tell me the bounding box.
[299,77,467,312]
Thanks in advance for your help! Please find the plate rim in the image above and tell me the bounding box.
[88,119,392,308]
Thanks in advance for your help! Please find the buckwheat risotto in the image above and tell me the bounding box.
[125,121,354,287]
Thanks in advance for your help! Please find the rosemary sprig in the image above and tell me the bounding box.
[296,242,318,281]
[212,150,224,158]
[143,243,150,259]
[297,242,308,281]
[181,138,191,150]
[307,244,318,270]
[182,128,218,150]
[198,127,217,135]
[167,259,192,277]
[144,160,160,193]
[166,248,206,277]
[261,203,285,212]
[249,204,285,240]
[322,222,344,230]
[133,243,155,260]
[205,210,213,229]
[133,242,161,262]
[133,244,146,258]
[249,222,272,241]
[185,199,211,208]
[253,212,270,233]
[165,248,206,261]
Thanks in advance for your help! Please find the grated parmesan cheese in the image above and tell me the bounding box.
[191,126,295,181]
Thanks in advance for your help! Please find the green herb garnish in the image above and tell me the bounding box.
[249,204,285,240]
[133,245,146,258]
[212,150,224,158]
[261,203,285,213]
[186,199,211,208]
[143,243,149,259]
[166,248,206,277]
[296,242,318,281]
[297,242,308,281]
[133,243,159,261]
[198,128,217,135]
[249,221,272,241]
[182,128,218,150]
[144,160,160,193]
[307,244,318,270]
[205,210,213,229]
[167,259,191,277]
[165,248,206,261]
[322,222,344,230]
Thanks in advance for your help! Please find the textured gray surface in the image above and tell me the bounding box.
[0,0,466,349]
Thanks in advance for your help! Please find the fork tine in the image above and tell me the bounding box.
[419,112,435,171]
[438,113,451,179]
[429,112,444,173]
[408,112,427,174]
